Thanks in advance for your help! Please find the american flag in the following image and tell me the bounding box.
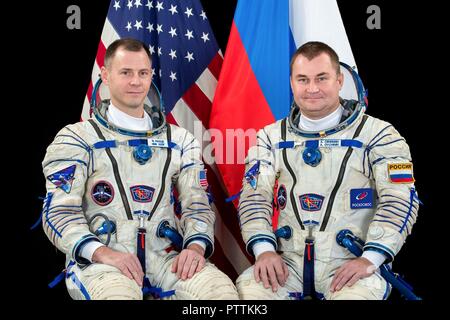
[199,169,208,189]
[81,0,251,280]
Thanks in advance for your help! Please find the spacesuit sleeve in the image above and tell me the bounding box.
[175,131,215,258]
[238,128,277,257]
[365,121,419,262]
[42,124,100,264]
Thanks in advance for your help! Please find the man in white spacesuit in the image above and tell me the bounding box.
[236,41,419,300]
[42,38,238,300]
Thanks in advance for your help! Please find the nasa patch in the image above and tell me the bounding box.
[130,185,155,203]
[299,194,324,212]
[91,181,114,206]
[277,184,287,210]
[350,188,374,209]
[47,164,76,193]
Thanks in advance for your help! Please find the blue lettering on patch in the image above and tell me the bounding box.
[350,188,374,209]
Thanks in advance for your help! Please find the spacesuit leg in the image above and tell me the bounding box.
[148,251,239,300]
[236,255,303,300]
[324,271,390,300]
[65,263,142,300]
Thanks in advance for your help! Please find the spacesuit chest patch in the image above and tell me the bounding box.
[47,164,76,194]
[91,181,114,206]
[350,188,374,209]
[277,184,287,210]
[130,185,155,203]
[387,162,415,184]
[299,194,324,211]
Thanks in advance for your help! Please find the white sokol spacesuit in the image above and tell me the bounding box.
[236,99,419,300]
[42,101,238,300]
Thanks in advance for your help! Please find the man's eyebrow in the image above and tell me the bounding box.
[118,67,151,71]
[295,72,329,78]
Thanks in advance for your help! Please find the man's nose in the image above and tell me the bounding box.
[130,74,142,85]
[306,82,319,93]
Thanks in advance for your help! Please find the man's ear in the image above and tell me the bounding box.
[337,72,344,89]
[100,66,109,85]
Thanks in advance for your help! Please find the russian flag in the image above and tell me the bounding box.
[210,0,358,201]
[388,163,415,183]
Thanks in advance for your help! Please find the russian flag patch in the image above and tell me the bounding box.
[387,162,415,184]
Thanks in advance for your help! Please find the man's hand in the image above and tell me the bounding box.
[92,246,144,287]
[254,251,289,292]
[330,257,376,292]
[171,243,206,280]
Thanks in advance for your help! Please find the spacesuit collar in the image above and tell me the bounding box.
[94,99,167,137]
[288,98,365,138]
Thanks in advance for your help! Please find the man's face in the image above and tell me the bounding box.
[101,47,152,111]
[290,52,343,120]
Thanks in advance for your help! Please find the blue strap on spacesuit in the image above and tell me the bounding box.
[275,139,364,150]
[336,229,422,300]
[48,270,66,288]
[47,260,91,299]
[30,193,54,231]
[399,187,422,233]
[142,277,176,298]
[276,225,325,300]
[93,139,179,150]
[275,139,364,167]
[30,193,63,240]
[302,238,316,299]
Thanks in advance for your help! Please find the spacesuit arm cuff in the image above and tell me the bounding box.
[246,235,277,257]
[184,235,213,259]
[72,235,102,266]
[79,241,105,263]
[187,240,207,251]
[363,242,394,263]
[361,250,387,269]
[253,241,276,259]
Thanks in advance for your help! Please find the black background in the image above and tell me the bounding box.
[11,0,442,310]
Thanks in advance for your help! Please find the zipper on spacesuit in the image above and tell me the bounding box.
[137,214,147,273]
[148,124,172,220]
[303,225,316,299]
[88,119,134,220]
[136,210,177,299]
[305,225,315,260]
[281,119,305,230]
[319,115,368,232]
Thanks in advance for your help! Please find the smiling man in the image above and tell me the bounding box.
[235,41,419,300]
[41,38,238,300]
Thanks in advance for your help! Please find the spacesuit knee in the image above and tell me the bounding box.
[173,264,238,300]
[236,267,288,300]
[66,265,142,300]
[327,273,389,300]
[87,271,142,300]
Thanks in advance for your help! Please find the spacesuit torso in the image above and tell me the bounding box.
[237,100,419,298]
[42,101,214,278]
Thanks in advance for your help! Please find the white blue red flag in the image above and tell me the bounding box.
[210,0,357,202]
